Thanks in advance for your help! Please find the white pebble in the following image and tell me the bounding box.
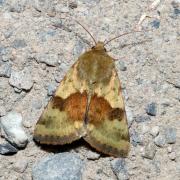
[167,146,172,153]
[0,111,28,148]
[150,126,159,137]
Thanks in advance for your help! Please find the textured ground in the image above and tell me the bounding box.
[0,0,179,180]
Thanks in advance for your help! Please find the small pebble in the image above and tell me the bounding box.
[13,159,28,173]
[151,20,160,29]
[0,142,18,155]
[23,120,32,128]
[142,142,156,160]
[32,152,84,180]
[0,111,28,148]
[146,102,157,116]
[9,68,33,91]
[168,152,176,160]
[125,107,133,127]
[165,127,176,144]
[118,61,127,71]
[167,146,172,153]
[131,130,143,146]
[35,53,59,66]
[154,134,166,147]
[86,150,100,160]
[111,158,129,180]
[14,87,22,93]
[47,84,56,96]
[150,126,159,137]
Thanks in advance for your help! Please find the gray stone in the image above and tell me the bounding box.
[32,152,84,180]
[135,115,151,123]
[142,142,156,160]
[0,63,11,77]
[146,102,157,116]
[154,134,166,147]
[12,39,27,49]
[9,68,33,90]
[47,84,56,96]
[131,130,143,146]
[13,159,28,173]
[35,53,59,66]
[150,126,159,137]
[111,158,129,180]
[151,20,160,29]
[0,111,28,148]
[118,61,127,71]
[0,142,18,155]
[165,127,176,144]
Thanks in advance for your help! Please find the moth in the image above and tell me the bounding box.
[34,24,134,157]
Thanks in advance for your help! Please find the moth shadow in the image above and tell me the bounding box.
[34,138,109,157]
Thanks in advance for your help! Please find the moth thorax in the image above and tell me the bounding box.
[93,42,106,51]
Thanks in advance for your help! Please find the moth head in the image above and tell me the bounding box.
[92,41,106,52]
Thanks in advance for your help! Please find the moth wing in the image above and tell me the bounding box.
[34,62,87,145]
[84,69,130,157]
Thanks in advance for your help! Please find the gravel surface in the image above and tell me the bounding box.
[0,0,179,180]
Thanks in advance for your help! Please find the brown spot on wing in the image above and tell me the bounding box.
[88,94,111,124]
[51,92,87,121]
[88,94,124,124]
[64,92,87,121]
[52,96,64,111]
[108,108,124,121]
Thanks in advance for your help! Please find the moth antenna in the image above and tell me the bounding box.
[104,30,142,46]
[74,20,97,45]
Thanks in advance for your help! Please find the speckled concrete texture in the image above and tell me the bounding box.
[0,0,179,180]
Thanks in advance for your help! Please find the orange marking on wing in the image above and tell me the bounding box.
[88,94,124,124]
